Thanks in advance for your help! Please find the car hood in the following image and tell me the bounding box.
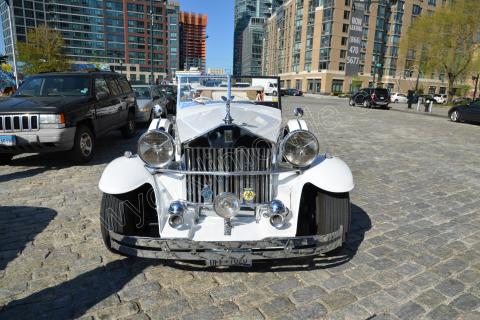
[176,102,282,143]
[0,96,90,114]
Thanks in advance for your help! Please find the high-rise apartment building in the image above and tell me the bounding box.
[233,0,283,75]
[263,0,449,95]
[179,12,207,72]
[0,0,206,83]
[167,1,180,79]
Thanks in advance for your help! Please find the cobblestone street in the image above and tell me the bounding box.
[1,96,479,319]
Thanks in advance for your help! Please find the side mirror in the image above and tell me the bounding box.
[96,91,109,101]
[293,107,304,118]
[153,104,164,118]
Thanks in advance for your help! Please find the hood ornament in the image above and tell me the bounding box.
[222,75,234,124]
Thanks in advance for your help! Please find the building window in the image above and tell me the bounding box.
[130,66,136,71]
[341,37,348,46]
[345,0,351,5]
[339,62,345,71]
[439,87,446,94]
[340,50,346,59]
[295,79,302,90]
[331,79,344,93]
[344,11,350,20]
[429,86,436,94]
[412,5,422,15]
[319,61,329,70]
[428,0,436,6]
[342,24,349,33]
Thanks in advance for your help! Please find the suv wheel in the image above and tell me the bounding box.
[70,125,95,163]
[121,111,136,139]
[0,154,13,165]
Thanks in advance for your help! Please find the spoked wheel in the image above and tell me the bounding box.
[70,125,95,164]
[450,110,460,122]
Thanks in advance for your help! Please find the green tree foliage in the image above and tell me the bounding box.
[18,24,69,74]
[402,0,480,100]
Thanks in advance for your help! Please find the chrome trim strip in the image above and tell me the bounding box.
[151,167,300,176]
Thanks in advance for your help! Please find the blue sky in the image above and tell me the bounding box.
[177,0,234,72]
[0,1,234,70]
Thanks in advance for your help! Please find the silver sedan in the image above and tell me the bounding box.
[132,85,168,123]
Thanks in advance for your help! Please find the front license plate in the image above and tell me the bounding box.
[206,259,252,267]
[0,135,15,146]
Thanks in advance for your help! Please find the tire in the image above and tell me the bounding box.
[0,154,13,165]
[363,100,371,108]
[450,110,460,122]
[349,99,355,106]
[297,184,351,243]
[121,111,136,139]
[70,125,95,164]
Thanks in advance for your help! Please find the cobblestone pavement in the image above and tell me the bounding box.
[1,96,479,320]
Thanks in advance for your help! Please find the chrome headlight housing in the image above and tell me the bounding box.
[138,130,175,168]
[280,130,319,167]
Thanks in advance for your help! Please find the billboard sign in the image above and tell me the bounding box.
[345,1,365,76]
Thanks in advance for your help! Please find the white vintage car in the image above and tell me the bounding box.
[98,75,354,266]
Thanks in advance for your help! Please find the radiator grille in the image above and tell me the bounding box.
[0,114,39,132]
[184,147,273,204]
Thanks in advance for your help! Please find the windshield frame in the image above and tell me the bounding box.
[176,75,282,110]
[14,74,92,98]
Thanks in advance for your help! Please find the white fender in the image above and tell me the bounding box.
[301,155,354,193]
[148,118,172,132]
[98,155,155,195]
[286,119,308,132]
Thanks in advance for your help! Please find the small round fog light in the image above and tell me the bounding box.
[168,201,185,229]
[270,214,285,228]
[213,193,240,219]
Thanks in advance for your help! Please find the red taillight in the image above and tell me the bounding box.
[371,93,376,100]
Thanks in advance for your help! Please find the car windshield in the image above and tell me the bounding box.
[177,75,281,109]
[133,86,151,99]
[15,75,91,97]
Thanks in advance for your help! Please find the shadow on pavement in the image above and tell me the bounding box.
[0,204,370,319]
[0,206,57,271]
[0,258,157,320]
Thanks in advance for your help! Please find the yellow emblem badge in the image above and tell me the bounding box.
[242,189,256,202]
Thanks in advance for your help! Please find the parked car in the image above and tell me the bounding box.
[0,71,137,165]
[283,88,303,96]
[349,87,390,108]
[98,75,354,265]
[452,96,472,105]
[390,92,408,103]
[132,85,168,123]
[449,99,480,124]
[433,94,448,104]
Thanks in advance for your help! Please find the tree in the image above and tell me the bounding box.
[401,0,480,101]
[17,24,69,74]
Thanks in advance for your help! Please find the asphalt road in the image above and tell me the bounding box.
[0,95,479,319]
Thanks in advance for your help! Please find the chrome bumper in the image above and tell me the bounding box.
[109,226,343,261]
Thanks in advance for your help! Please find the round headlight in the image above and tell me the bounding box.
[213,193,240,219]
[138,130,175,168]
[281,130,319,167]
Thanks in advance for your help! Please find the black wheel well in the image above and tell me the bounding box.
[77,119,95,137]
[103,183,158,237]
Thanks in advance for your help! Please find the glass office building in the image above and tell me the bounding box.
[1,0,169,83]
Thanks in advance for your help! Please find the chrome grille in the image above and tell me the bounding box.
[184,147,273,203]
[0,114,39,132]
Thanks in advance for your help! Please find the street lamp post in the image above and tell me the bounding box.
[150,0,154,85]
